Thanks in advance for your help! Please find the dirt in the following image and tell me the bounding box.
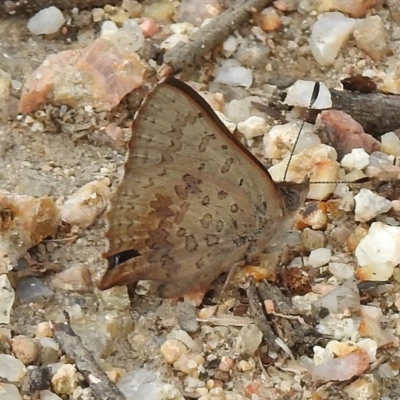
[1,1,399,399]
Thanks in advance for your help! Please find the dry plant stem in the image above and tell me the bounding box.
[159,0,273,77]
[270,85,400,137]
[0,0,121,14]
[329,89,400,136]
[53,315,126,400]
[245,278,279,351]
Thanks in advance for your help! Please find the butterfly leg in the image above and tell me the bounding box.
[215,261,243,303]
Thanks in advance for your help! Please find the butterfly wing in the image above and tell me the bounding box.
[99,78,287,296]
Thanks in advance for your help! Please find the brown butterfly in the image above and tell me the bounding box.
[98,78,309,298]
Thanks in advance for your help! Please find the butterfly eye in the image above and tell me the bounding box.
[283,190,300,212]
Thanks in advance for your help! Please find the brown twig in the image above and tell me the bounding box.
[52,313,126,400]
[261,83,400,137]
[0,0,121,15]
[245,277,279,352]
[159,0,273,77]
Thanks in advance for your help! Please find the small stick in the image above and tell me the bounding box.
[245,277,279,351]
[52,313,126,400]
[159,0,273,77]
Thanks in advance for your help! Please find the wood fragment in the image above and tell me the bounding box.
[159,0,273,77]
[264,83,400,137]
[52,314,126,400]
[0,0,121,15]
[245,278,279,352]
[256,280,323,353]
[246,277,323,358]
[329,89,400,136]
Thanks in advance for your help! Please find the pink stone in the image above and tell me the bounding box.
[311,350,370,382]
[19,38,148,113]
[313,110,380,159]
[140,18,159,38]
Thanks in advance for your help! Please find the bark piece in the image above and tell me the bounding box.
[159,0,273,77]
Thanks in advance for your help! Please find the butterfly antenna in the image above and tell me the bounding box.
[310,177,370,185]
[283,82,321,182]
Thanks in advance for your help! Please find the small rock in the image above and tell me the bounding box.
[354,16,388,61]
[263,120,319,160]
[302,228,326,251]
[16,277,54,303]
[160,340,187,364]
[255,8,282,32]
[355,222,400,281]
[109,19,145,52]
[237,116,268,141]
[346,224,368,253]
[313,279,360,314]
[160,32,190,50]
[0,354,27,382]
[109,8,130,24]
[39,338,60,365]
[238,360,253,372]
[35,322,53,338]
[359,305,396,346]
[0,275,14,324]
[328,262,354,280]
[92,8,105,22]
[365,151,400,181]
[295,201,328,230]
[173,352,205,374]
[214,61,253,88]
[176,302,200,333]
[381,131,400,157]
[0,383,22,400]
[316,314,358,340]
[309,12,356,66]
[222,36,238,58]
[19,38,148,113]
[122,0,142,17]
[177,0,222,25]
[235,43,270,69]
[326,339,377,362]
[117,369,184,400]
[59,180,111,229]
[0,191,59,273]
[309,248,331,268]
[284,80,332,109]
[140,18,159,38]
[223,96,263,124]
[236,324,262,355]
[166,330,195,349]
[269,144,339,201]
[51,364,79,395]
[143,1,175,21]
[313,345,334,366]
[341,148,370,171]
[50,264,93,293]
[27,7,65,35]
[11,336,39,365]
[317,0,384,18]
[313,110,380,159]
[39,390,63,400]
[344,374,381,400]
[100,20,119,39]
[311,350,370,382]
[98,286,131,311]
[219,356,234,372]
[354,189,392,222]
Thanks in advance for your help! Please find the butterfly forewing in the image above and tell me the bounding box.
[100,78,288,297]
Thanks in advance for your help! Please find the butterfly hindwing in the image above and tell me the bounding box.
[100,78,288,296]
